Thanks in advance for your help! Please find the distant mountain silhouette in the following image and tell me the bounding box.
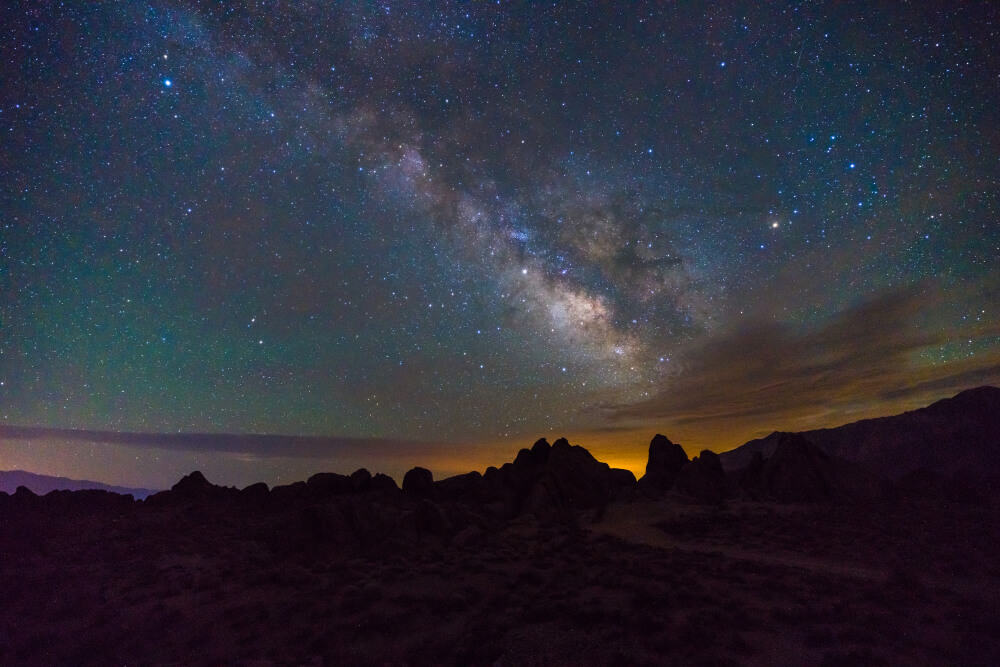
[719,386,1000,483]
[0,470,158,499]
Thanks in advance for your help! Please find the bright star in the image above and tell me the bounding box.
[163,79,172,87]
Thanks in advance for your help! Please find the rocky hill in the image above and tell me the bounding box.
[720,386,1000,485]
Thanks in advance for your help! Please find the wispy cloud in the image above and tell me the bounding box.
[0,426,449,460]
[604,286,1000,436]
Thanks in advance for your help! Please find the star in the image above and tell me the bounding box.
[0,0,994,490]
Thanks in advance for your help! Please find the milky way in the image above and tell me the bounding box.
[2,2,999,484]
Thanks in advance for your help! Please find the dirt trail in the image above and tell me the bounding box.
[592,502,1000,606]
[591,502,887,582]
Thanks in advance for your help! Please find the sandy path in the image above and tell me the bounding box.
[592,502,1000,607]
[591,502,887,582]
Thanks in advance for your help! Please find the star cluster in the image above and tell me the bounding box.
[2,2,999,483]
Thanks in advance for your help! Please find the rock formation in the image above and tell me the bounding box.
[675,450,728,503]
[638,434,689,493]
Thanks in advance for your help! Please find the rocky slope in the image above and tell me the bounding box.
[720,386,1000,485]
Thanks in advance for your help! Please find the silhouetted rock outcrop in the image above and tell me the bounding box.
[514,437,553,467]
[307,472,353,497]
[238,481,270,506]
[738,433,837,502]
[144,471,235,507]
[509,437,635,517]
[610,467,638,489]
[1,487,136,515]
[350,468,373,492]
[371,473,399,493]
[435,471,486,502]
[530,437,552,462]
[735,433,885,503]
[403,467,435,499]
[398,437,636,518]
[172,470,212,494]
[638,434,689,493]
[675,450,727,503]
[269,481,308,506]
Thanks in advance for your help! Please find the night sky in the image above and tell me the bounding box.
[2,1,999,488]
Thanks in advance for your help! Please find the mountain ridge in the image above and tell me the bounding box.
[719,385,1000,479]
[0,470,159,499]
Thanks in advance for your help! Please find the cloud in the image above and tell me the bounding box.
[603,285,1000,434]
[0,426,449,460]
[876,362,1000,402]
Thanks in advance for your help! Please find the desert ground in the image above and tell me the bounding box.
[2,475,998,666]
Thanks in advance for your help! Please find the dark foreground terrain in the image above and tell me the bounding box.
[1,485,997,665]
[2,388,1000,665]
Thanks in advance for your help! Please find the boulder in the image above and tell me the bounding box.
[171,470,214,496]
[516,437,634,516]
[435,471,486,502]
[370,473,399,493]
[24,488,135,514]
[513,448,537,468]
[306,472,352,497]
[350,468,373,492]
[638,434,689,493]
[147,471,233,506]
[521,474,562,517]
[1,485,38,511]
[238,482,270,505]
[675,450,727,503]
[530,437,552,463]
[402,467,435,499]
[610,468,638,489]
[269,481,309,506]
